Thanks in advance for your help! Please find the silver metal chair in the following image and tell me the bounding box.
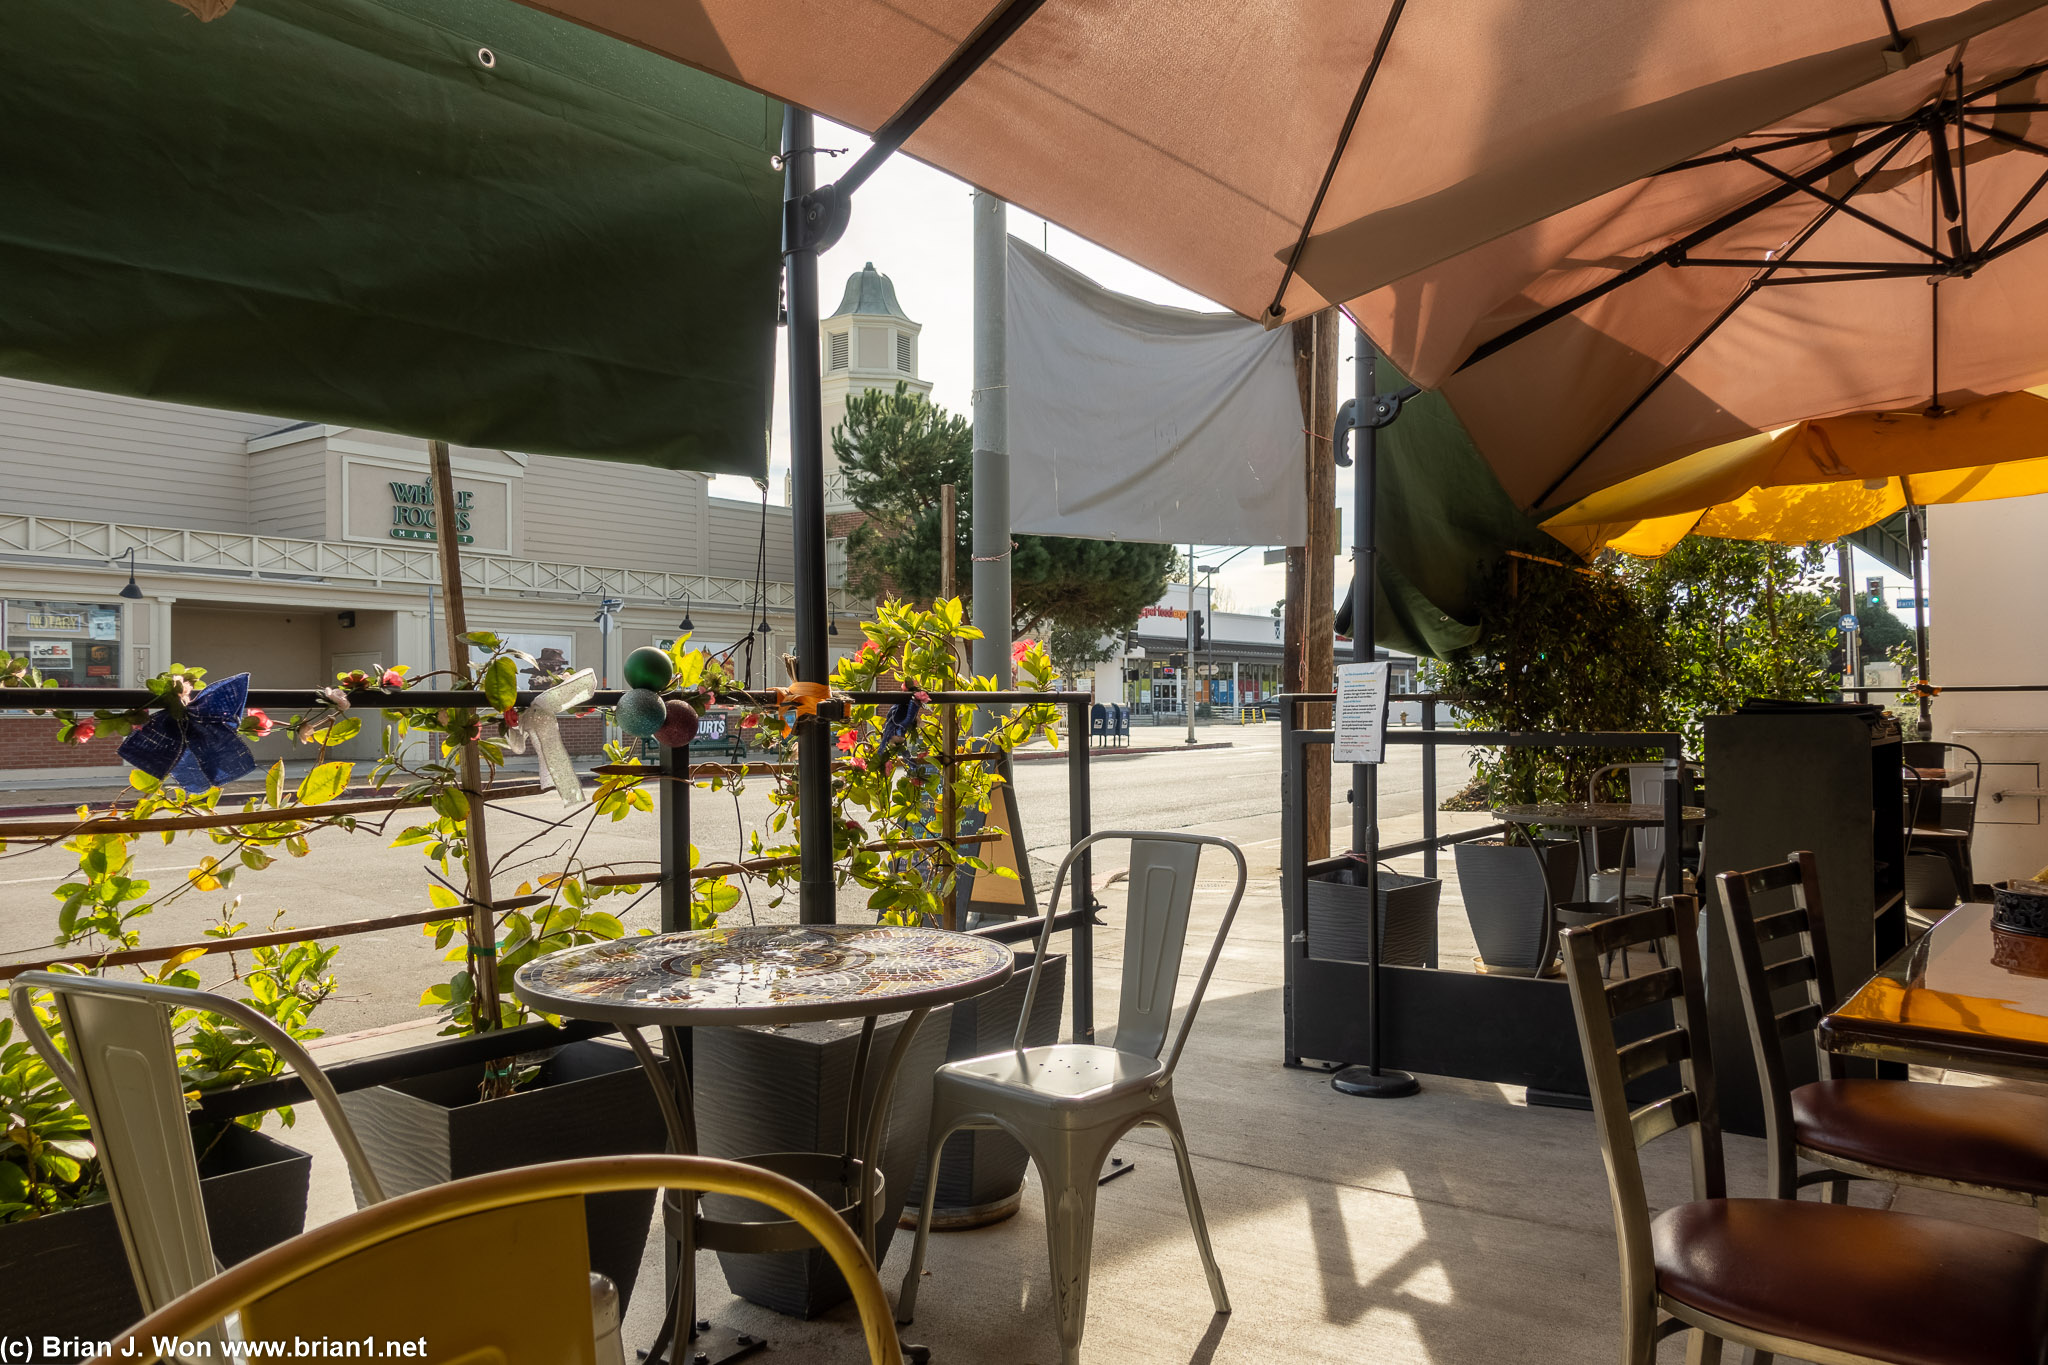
[11,970,630,1365]
[8,971,384,1321]
[1560,901,2048,1365]
[897,831,1245,1364]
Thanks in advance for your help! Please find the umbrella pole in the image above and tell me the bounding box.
[783,107,836,925]
[1907,495,1932,739]
[1331,327,1418,1101]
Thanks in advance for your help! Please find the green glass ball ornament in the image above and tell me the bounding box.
[655,699,700,748]
[623,646,675,691]
[615,687,667,737]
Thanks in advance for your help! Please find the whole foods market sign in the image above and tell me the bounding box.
[387,481,474,544]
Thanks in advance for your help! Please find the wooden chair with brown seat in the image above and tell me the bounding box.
[1560,898,2048,1365]
[1718,850,2048,1235]
[84,1155,904,1365]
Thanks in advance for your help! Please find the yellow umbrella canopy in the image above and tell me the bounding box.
[1542,388,2048,559]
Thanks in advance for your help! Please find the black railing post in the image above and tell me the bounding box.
[1420,695,1439,880]
[1066,697,1094,1043]
[659,739,691,934]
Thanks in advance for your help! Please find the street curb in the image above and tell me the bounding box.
[1013,740,1234,762]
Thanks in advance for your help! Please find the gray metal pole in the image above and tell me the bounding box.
[783,106,835,924]
[1836,539,1859,695]
[1330,326,1417,1100]
[1185,545,1197,744]
[971,192,1012,713]
[1907,498,1932,738]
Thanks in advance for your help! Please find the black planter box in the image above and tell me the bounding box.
[905,951,1067,1225]
[1306,860,1442,967]
[338,1038,665,1313]
[0,1122,310,1357]
[693,1004,953,1319]
[1455,838,1581,974]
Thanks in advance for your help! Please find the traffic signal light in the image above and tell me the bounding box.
[1191,610,1205,648]
[1169,652,1187,669]
[1866,576,1884,607]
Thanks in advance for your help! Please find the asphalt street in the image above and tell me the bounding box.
[0,722,1467,1036]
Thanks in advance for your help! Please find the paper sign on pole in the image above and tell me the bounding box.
[1333,661,1392,764]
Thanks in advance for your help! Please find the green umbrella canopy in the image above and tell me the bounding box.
[0,0,781,477]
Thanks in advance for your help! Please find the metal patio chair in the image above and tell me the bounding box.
[1901,740,1984,910]
[85,1155,903,1365]
[897,831,1246,1365]
[1718,850,2048,1236]
[1560,900,2048,1365]
[11,970,629,1363]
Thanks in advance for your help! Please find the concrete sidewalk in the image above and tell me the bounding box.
[262,813,2031,1365]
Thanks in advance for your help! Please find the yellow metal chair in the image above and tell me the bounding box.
[86,1155,904,1365]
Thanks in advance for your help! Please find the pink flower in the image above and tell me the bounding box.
[913,690,931,704]
[1011,638,1036,663]
[381,669,405,688]
[848,755,867,771]
[836,729,857,753]
[246,708,274,737]
[71,720,95,744]
[502,709,519,729]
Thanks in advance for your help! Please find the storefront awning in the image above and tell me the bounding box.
[0,0,783,478]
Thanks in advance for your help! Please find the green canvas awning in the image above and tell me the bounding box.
[1355,365,1580,661]
[0,0,781,476]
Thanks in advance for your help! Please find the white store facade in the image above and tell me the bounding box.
[0,376,854,772]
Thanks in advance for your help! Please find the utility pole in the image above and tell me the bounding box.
[1836,540,1859,695]
[1907,498,1932,738]
[1185,543,1197,744]
[1287,312,1338,860]
[971,191,1012,724]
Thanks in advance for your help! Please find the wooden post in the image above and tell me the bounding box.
[1289,313,1338,860]
[430,441,500,1033]
[939,482,959,930]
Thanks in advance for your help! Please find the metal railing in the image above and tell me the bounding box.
[0,683,1099,1116]
[0,513,857,612]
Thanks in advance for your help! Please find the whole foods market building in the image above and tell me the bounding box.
[0,378,850,775]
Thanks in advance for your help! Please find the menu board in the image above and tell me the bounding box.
[1332,661,1391,765]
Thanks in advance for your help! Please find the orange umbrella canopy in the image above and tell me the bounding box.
[512,1,2032,320]
[1541,388,2048,558]
[507,0,2048,517]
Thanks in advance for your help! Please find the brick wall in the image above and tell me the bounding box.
[0,716,127,769]
[559,713,606,756]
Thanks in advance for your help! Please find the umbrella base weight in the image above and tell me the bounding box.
[641,1323,768,1365]
[1329,1066,1419,1098]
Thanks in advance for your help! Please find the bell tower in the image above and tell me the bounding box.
[820,262,931,513]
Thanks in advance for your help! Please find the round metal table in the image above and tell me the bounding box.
[1487,804,1713,975]
[515,923,1014,1363]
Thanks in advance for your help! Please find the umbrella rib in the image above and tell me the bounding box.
[1263,0,1407,321]
[1458,120,1918,375]
[1529,132,1920,511]
[1734,149,1946,261]
[1660,123,1901,174]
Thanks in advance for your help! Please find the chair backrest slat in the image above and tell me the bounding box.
[1616,1027,1690,1085]
[1602,967,1684,1019]
[1714,849,1837,1199]
[1762,956,1818,994]
[1116,837,1203,1059]
[1752,907,1810,942]
[1629,1092,1698,1148]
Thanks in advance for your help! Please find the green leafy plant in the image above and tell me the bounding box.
[1422,554,1670,809]
[0,1001,96,1221]
[743,598,1059,925]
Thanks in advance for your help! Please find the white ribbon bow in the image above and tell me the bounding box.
[501,669,597,805]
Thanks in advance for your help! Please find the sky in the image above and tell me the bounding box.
[711,118,1927,634]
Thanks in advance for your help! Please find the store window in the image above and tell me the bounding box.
[6,600,122,687]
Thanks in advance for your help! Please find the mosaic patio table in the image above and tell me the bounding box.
[517,923,1013,1363]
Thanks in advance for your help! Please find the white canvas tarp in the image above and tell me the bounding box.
[1006,238,1304,546]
